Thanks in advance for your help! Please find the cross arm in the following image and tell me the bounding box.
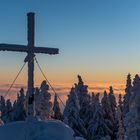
[34,47,59,55]
[0,44,28,52]
[0,44,59,55]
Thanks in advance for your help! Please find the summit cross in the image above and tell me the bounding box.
[0,12,59,117]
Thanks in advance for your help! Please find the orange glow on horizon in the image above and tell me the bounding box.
[0,80,125,103]
[0,67,129,104]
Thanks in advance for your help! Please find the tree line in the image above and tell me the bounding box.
[0,74,139,140]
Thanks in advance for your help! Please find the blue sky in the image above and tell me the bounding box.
[0,0,140,87]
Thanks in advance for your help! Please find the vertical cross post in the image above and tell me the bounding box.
[27,12,35,117]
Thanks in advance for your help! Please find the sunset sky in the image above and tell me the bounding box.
[0,0,140,100]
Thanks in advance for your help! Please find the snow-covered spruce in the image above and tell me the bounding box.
[12,88,26,121]
[124,74,140,140]
[87,93,112,140]
[35,80,53,121]
[3,99,13,123]
[101,91,113,124]
[53,93,63,120]
[108,86,117,139]
[108,86,117,124]
[63,87,87,138]
[123,73,132,116]
[116,94,125,140]
[75,75,90,127]
[83,92,96,128]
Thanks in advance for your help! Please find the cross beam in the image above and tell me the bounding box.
[0,44,59,54]
[0,12,59,117]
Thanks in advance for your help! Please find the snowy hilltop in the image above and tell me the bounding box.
[0,119,85,140]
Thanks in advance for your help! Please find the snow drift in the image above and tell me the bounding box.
[0,119,75,140]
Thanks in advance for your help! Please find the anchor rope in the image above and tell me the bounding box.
[34,57,66,108]
[2,57,65,108]
[4,62,26,98]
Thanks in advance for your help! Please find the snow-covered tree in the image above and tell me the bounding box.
[12,88,26,121]
[108,86,117,124]
[118,94,123,110]
[75,75,90,107]
[87,93,112,140]
[63,87,87,138]
[53,93,63,120]
[3,99,13,123]
[132,74,140,111]
[123,73,132,116]
[108,86,117,139]
[75,75,90,125]
[35,80,53,121]
[101,91,113,122]
[124,108,138,140]
[83,92,96,128]
[117,94,125,140]
[124,74,140,140]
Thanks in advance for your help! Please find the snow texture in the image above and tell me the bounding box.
[0,119,75,140]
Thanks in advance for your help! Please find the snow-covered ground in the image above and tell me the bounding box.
[0,119,84,140]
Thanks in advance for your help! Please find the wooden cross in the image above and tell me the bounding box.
[0,12,59,117]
